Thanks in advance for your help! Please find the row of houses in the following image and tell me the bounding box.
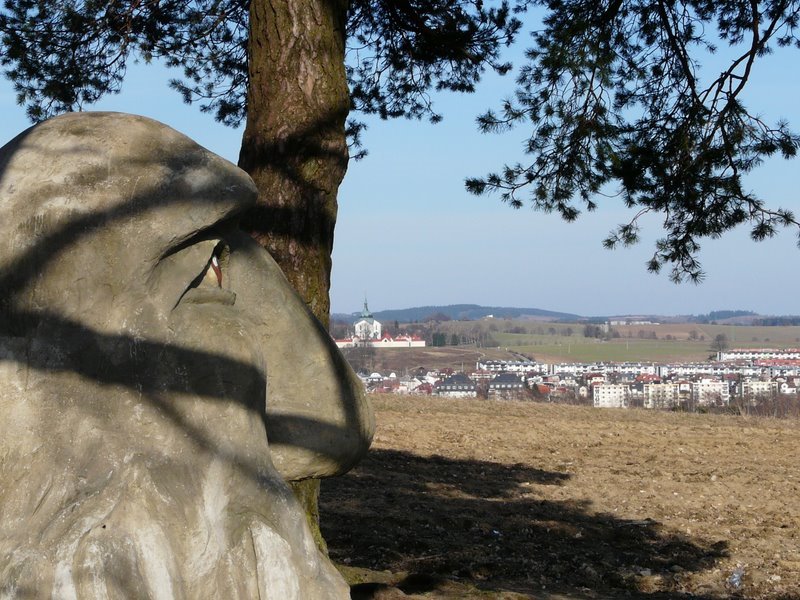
[530,361,799,408]
[435,372,526,398]
[358,369,527,399]
[515,359,800,379]
[476,359,539,373]
[590,377,788,409]
[593,379,745,408]
[359,352,800,408]
[718,348,800,361]
[364,365,796,407]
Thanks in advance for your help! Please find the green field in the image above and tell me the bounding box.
[509,338,711,363]
[424,320,800,363]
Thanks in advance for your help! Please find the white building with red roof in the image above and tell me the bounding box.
[334,299,425,349]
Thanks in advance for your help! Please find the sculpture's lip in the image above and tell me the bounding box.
[180,287,237,306]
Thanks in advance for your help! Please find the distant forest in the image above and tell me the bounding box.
[332,305,800,328]
[692,310,800,326]
[333,304,579,324]
[754,316,800,326]
[693,310,757,323]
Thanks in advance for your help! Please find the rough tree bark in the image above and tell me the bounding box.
[238,0,351,549]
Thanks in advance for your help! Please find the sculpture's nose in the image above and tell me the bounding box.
[224,231,374,481]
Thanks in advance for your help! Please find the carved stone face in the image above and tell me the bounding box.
[0,111,372,479]
[0,112,372,597]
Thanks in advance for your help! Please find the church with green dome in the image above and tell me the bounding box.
[354,299,382,340]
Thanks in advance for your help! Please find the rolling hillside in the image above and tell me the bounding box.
[334,304,580,323]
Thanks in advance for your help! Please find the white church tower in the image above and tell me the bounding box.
[354,298,382,340]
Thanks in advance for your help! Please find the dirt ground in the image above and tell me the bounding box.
[347,346,526,375]
[320,395,800,599]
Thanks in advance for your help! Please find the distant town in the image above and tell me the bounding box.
[332,302,800,415]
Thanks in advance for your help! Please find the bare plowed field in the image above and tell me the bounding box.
[320,395,800,599]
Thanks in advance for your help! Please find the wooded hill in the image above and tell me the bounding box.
[333,304,580,324]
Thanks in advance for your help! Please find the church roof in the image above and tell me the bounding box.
[360,298,373,319]
[355,297,379,326]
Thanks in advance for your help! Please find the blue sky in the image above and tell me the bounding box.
[1,28,799,318]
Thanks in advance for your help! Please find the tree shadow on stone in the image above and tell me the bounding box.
[0,112,374,596]
[321,449,729,599]
[0,113,369,477]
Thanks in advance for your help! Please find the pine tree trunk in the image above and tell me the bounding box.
[238,0,350,550]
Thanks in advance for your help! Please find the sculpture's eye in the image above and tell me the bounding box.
[203,253,222,287]
[152,237,236,308]
[201,242,227,288]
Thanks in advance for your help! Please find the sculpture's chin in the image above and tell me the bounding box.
[0,362,347,599]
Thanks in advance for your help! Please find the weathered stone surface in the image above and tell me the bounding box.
[0,112,373,598]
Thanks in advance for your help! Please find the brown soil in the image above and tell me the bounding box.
[320,395,800,599]
[365,347,521,375]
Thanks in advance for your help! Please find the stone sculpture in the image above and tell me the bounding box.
[0,112,374,598]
